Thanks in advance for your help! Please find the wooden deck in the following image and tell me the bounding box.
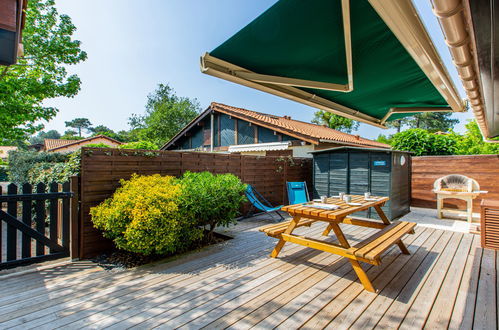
[0,216,496,329]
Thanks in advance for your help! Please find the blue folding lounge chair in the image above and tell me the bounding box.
[287,181,310,205]
[245,184,284,220]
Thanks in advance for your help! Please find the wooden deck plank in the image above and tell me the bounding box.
[300,227,428,329]
[202,227,380,330]
[473,248,497,330]
[0,218,494,330]
[138,227,373,329]
[399,233,472,329]
[61,226,343,330]
[3,224,330,328]
[323,227,435,329]
[373,230,456,328]
[447,235,482,329]
[0,232,278,324]
[424,233,476,328]
[275,230,426,329]
[148,249,343,328]
[253,227,429,330]
[0,229,271,305]
[347,229,445,330]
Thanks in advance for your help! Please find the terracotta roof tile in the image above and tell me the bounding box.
[210,103,390,149]
[44,139,75,150]
[44,135,122,151]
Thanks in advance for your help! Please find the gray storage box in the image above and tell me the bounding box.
[311,147,411,220]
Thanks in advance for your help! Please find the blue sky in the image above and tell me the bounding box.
[43,0,473,139]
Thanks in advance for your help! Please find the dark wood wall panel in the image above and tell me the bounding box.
[79,148,312,258]
[411,155,499,210]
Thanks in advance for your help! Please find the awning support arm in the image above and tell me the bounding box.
[380,107,453,124]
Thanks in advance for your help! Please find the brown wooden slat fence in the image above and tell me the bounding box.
[79,148,312,258]
[411,155,499,211]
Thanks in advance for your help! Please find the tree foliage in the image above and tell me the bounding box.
[312,111,360,133]
[455,120,499,155]
[131,84,201,146]
[385,118,408,133]
[386,120,499,156]
[7,150,69,183]
[0,0,87,141]
[390,129,458,156]
[65,118,92,137]
[29,130,61,144]
[405,112,459,132]
[119,141,158,150]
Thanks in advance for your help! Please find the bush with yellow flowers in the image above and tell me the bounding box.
[90,174,203,255]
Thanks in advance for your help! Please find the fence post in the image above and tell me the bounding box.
[70,176,80,260]
[283,159,288,205]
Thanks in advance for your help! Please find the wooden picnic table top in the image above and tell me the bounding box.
[281,195,389,221]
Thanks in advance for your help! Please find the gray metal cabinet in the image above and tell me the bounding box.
[311,147,411,220]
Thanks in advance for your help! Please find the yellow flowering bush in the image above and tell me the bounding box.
[90,174,203,255]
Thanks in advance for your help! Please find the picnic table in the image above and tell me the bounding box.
[259,195,416,292]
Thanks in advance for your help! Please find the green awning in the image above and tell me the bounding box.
[201,0,464,127]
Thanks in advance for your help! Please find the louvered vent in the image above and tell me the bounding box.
[481,200,499,250]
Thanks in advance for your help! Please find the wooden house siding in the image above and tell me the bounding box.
[258,126,279,143]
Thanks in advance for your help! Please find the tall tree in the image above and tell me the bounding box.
[29,130,61,144]
[61,129,81,140]
[132,84,201,146]
[0,0,87,141]
[385,118,408,133]
[311,111,360,133]
[65,118,92,137]
[406,112,459,132]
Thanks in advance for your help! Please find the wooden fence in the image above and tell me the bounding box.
[79,148,312,258]
[0,180,78,269]
[411,155,499,210]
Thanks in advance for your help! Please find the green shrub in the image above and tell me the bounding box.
[7,150,69,183]
[179,171,247,238]
[84,143,111,148]
[90,174,203,255]
[391,129,458,156]
[0,166,8,181]
[119,141,159,150]
[455,120,499,155]
[27,152,81,184]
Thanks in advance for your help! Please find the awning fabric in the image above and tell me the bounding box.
[228,141,291,153]
[201,0,464,127]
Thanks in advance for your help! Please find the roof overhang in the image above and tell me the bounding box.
[228,141,291,153]
[431,0,499,139]
[201,0,465,127]
[0,0,26,66]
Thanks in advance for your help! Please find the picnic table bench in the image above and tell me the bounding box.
[259,195,416,292]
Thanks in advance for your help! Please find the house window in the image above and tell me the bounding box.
[237,120,254,145]
[220,114,235,146]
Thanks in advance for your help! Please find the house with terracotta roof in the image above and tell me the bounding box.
[42,135,122,153]
[161,103,389,157]
[0,146,17,160]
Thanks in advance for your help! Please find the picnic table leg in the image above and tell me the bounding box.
[270,215,300,258]
[373,205,410,255]
[322,223,334,236]
[350,260,376,292]
[329,222,350,247]
[329,218,376,292]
